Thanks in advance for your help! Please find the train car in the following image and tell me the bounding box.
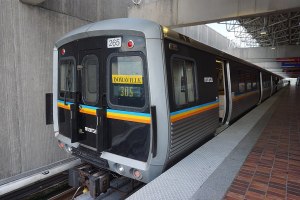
[52,18,283,185]
[260,72,272,102]
[226,62,261,122]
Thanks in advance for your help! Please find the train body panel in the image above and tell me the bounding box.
[140,37,170,172]
[261,73,272,102]
[162,38,219,166]
[228,62,260,121]
[52,18,284,183]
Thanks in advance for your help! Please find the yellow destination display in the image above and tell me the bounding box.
[112,75,143,84]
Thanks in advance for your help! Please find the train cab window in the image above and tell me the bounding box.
[171,57,197,107]
[59,58,76,98]
[108,55,146,108]
[82,55,99,105]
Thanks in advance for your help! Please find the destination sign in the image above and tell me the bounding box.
[112,75,143,84]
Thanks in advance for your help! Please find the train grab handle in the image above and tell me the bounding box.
[151,106,157,158]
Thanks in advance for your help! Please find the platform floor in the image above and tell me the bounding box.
[127,86,297,200]
[224,86,300,200]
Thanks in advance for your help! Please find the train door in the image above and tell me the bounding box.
[216,60,227,124]
[77,49,108,152]
[259,72,263,103]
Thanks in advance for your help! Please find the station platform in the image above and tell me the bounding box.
[127,85,299,200]
[224,86,300,200]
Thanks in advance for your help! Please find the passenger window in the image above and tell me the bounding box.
[252,82,257,90]
[172,59,186,105]
[59,58,76,98]
[247,82,252,91]
[109,55,146,108]
[172,57,197,107]
[82,55,99,105]
[238,82,245,93]
[262,75,270,88]
[186,62,195,102]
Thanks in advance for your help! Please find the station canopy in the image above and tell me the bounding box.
[221,11,300,48]
[220,10,300,78]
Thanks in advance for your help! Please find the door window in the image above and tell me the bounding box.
[82,55,99,105]
[171,57,197,107]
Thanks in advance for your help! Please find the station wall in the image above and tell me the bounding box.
[174,25,231,51]
[0,0,130,179]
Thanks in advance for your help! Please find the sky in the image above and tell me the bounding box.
[207,22,259,48]
[207,23,236,40]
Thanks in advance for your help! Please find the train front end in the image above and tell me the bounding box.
[53,19,166,183]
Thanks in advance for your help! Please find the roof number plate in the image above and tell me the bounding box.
[107,37,122,48]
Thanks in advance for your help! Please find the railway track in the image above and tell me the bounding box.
[1,169,144,200]
[1,172,70,200]
[50,177,143,200]
[49,187,80,200]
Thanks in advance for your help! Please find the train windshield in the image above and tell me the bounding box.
[109,55,146,108]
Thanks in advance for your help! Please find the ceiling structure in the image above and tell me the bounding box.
[128,1,300,78]
[221,10,300,78]
[221,11,300,48]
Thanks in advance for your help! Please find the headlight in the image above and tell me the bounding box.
[115,164,125,175]
[64,144,72,154]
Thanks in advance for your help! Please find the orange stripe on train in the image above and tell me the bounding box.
[171,102,219,123]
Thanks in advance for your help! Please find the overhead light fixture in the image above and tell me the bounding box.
[260,27,267,35]
[260,17,268,35]
[132,0,142,5]
[271,38,276,50]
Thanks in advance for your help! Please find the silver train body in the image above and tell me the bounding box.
[53,19,283,183]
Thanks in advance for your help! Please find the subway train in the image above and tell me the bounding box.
[53,18,284,183]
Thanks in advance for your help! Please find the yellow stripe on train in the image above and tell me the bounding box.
[58,103,97,115]
[80,108,96,115]
[107,112,151,124]
[57,102,70,110]
[171,103,219,123]
[57,102,150,124]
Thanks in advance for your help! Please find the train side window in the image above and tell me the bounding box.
[186,61,196,102]
[262,75,270,88]
[238,70,245,93]
[172,59,186,105]
[59,58,76,99]
[171,57,197,107]
[245,73,252,91]
[252,81,257,90]
[238,82,245,93]
[247,82,252,91]
[252,74,258,90]
[82,55,99,105]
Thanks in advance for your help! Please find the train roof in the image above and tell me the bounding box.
[163,28,283,78]
[55,18,162,48]
[55,18,282,79]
